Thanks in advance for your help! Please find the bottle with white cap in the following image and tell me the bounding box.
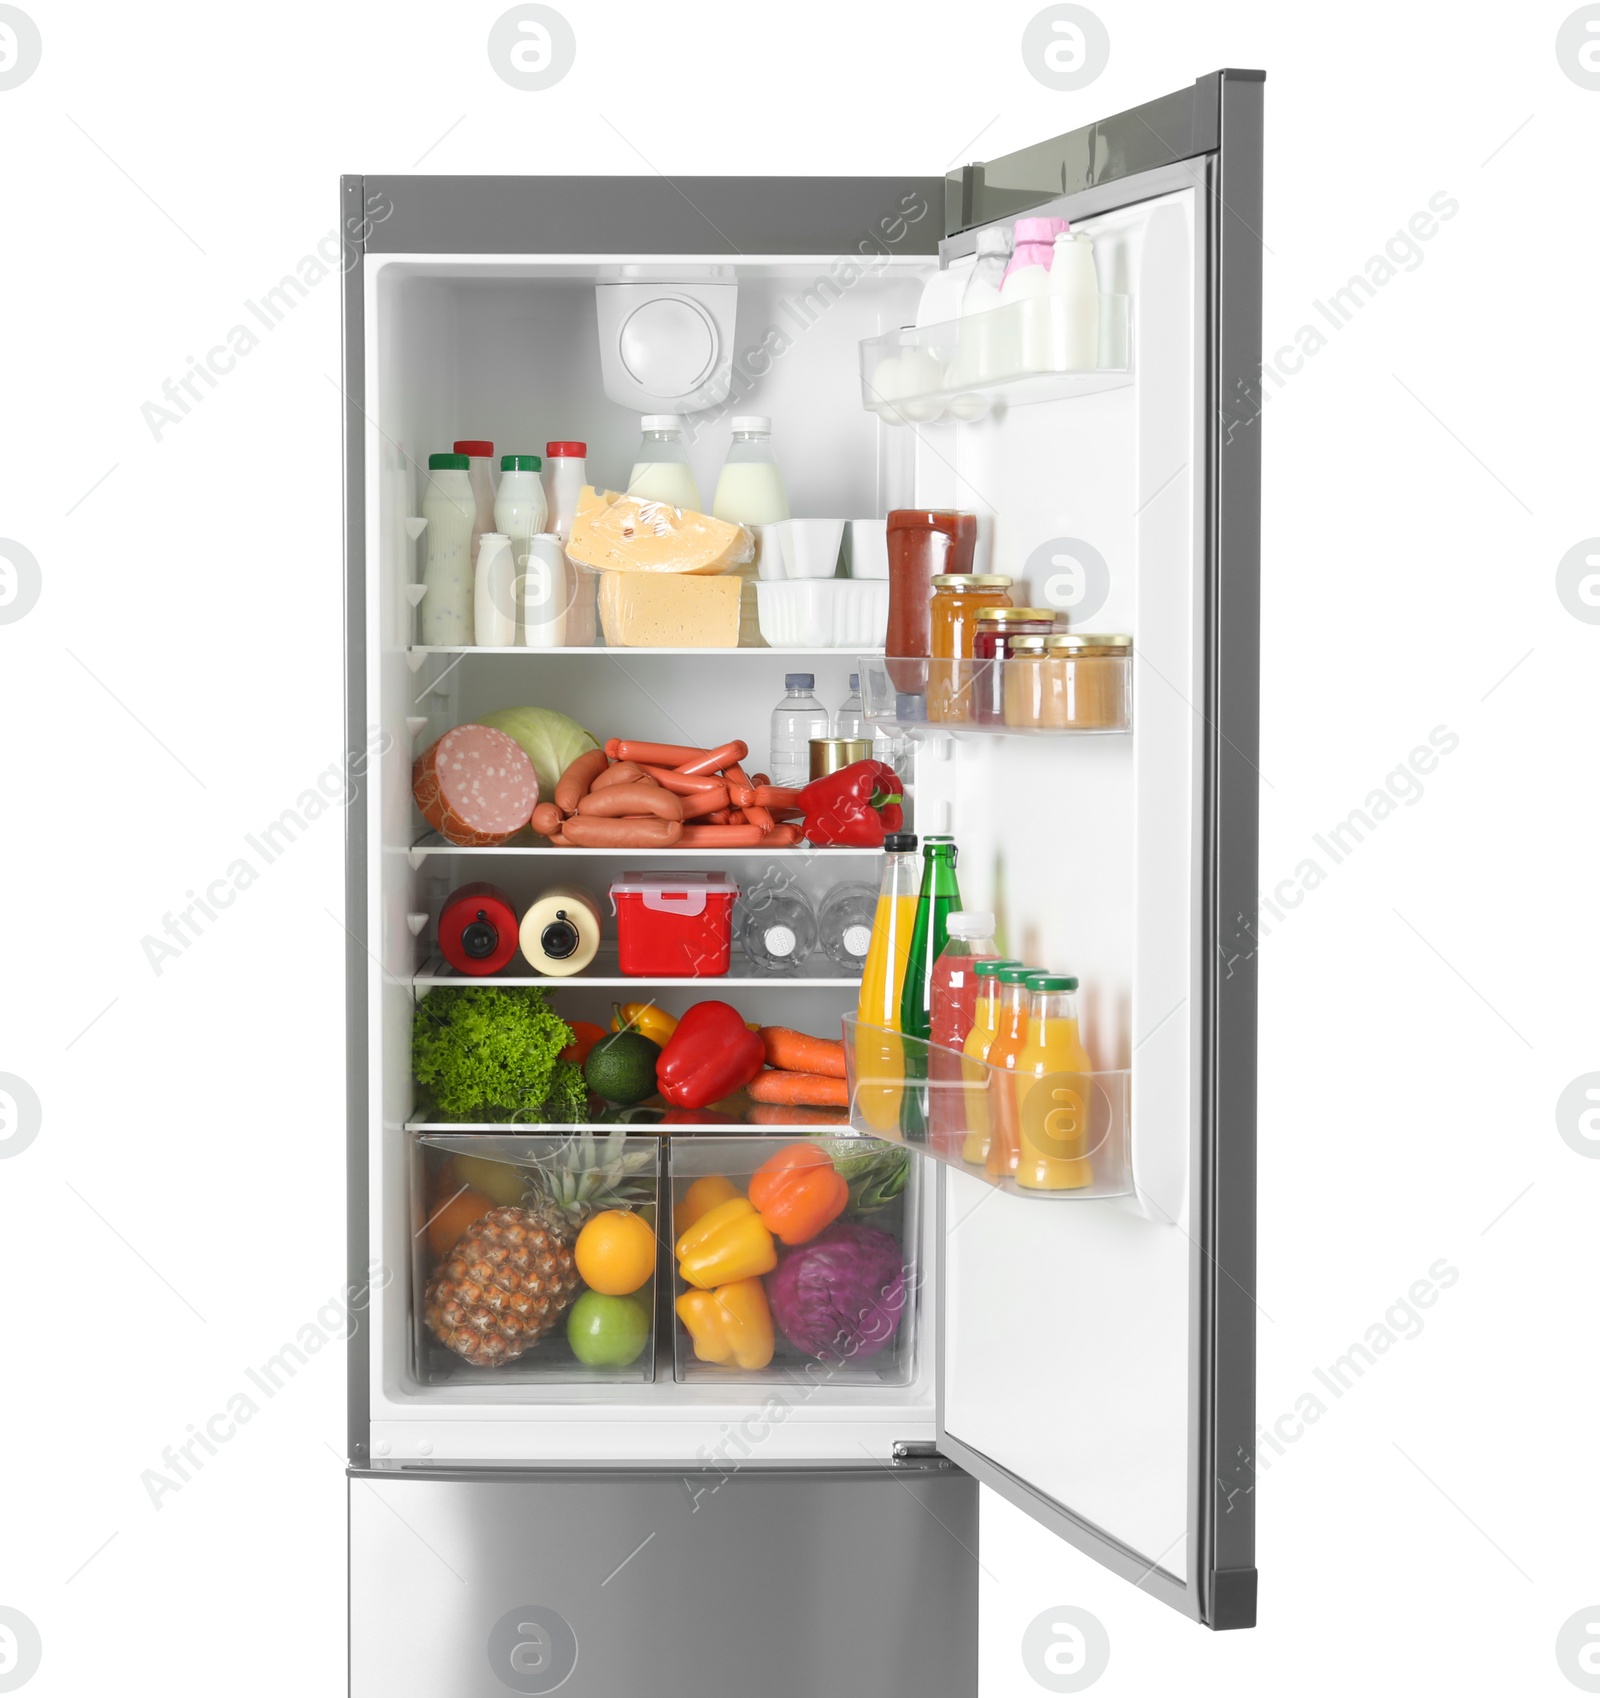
[627,416,701,510]
[768,672,830,789]
[712,415,789,524]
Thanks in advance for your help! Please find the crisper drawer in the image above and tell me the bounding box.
[350,1465,976,1698]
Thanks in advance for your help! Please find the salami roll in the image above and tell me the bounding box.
[413,725,538,846]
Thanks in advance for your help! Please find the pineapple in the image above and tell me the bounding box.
[425,1131,654,1367]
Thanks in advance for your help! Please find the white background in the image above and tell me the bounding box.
[1,2,1596,1694]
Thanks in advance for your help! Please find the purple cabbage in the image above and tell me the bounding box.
[766,1222,907,1362]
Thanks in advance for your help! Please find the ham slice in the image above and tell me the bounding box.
[413,725,538,846]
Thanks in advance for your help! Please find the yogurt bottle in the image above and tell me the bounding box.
[453,439,497,566]
[544,441,594,645]
[494,454,547,611]
[419,452,475,646]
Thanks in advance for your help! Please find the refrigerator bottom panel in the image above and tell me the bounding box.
[349,1463,978,1698]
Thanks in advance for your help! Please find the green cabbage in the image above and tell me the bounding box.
[478,706,600,801]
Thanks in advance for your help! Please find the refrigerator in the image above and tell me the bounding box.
[342,67,1263,1695]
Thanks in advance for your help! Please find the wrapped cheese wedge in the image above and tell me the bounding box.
[566,486,753,576]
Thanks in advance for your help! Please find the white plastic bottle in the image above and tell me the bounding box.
[419,452,476,646]
[474,533,517,647]
[712,416,789,523]
[494,454,547,570]
[1048,230,1101,370]
[955,225,1013,388]
[999,218,1066,374]
[768,672,831,790]
[520,535,568,649]
[627,416,701,510]
[834,673,867,739]
[543,441,595,646]
[453,439,497,565]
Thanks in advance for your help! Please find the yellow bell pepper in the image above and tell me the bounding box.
[675,1195,777,1289]
[676,1278,775,1369]
[676,1174,739,1236]
[611,1001,678,1049]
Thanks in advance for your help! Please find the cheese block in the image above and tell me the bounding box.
[598,570,741,648]
[566,486,753,576]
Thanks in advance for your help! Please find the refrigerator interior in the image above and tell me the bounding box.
[359,180,1203,1585]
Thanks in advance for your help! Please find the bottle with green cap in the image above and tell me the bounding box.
[898,836,964,1138]
[1014,973,1094,1192]
[420,452,475,646]
[494,454,547,590]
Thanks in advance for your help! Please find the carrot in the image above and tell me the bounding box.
[639,764,724,795]
[611,739,710,766]
[554,748,610,813]
[760,1027,848,1078]
[758,825,801,847]
[679,785,732,821]
[591,760,652,791]
[747,1102,850,1127]
[675,739,748,777]
[746,1069,849,1108]
[675,824,765,846]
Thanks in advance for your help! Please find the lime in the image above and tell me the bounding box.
[584,1031,661,1105]
[567,1290,651,1366]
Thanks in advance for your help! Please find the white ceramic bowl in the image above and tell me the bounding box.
[846,519,889,579]
[755,580,889,649]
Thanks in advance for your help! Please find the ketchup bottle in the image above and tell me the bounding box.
[438,882,519,976]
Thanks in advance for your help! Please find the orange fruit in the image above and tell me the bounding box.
[574,1209,657,1295]
[427,1188,494,1259]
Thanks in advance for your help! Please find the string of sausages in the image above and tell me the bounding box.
[529,740,805,849]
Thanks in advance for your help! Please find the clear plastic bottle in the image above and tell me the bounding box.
[737,872,818,973]
[834,673,867,739]
[929,911,999,1151]
[768,672,830,789]
[853,831,921,1133]
[712,415,789,523]
[627,416,701,509]
[817,880,879,971]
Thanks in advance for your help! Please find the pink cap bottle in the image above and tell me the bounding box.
[1001,216,1070,284]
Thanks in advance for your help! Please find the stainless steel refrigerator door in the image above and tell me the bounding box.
[349,1465,976,1698]
[929,71,1263,1631]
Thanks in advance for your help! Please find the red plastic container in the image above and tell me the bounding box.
[437,882,519,976]
[609,872,740,977]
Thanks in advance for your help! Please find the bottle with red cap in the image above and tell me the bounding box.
[453,440,497,565]
[544,441,595,645]
[437,883,520,976]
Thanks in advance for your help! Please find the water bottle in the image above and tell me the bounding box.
[737,869,818,973]
[768,672,830,789]
[818,881,879,972]
[834,673,868,740]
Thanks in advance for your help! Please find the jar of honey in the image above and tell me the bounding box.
[1004,632,1133,730]
[972,608,1056,725]
[928,574,1013,722]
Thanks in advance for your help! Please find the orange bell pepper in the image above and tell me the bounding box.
[748,1142,849,1246]
[674,1195,777,1289]
[675,1174,739,1235]
[675,1278,775,1370]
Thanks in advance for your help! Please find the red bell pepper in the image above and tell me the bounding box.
[656,1001,765,1109]
[799,760,904,848]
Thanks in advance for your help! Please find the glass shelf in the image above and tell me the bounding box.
[859,294,1131,424]
[842,1017,1131,1200]
[856,652,1132,736]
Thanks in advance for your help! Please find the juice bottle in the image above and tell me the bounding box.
[899,837,963,1139]
[1014,974,1095,1191]
[852,833,920,1132]
[959,957,1021,1163]
[927,912,997,1158]
[984,965,1039,1177]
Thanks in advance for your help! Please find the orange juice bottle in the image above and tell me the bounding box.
[853,833,921,1131]
[1014,973,1094,1191]
[959,957,1021,1162]
[984,965,1039,1177]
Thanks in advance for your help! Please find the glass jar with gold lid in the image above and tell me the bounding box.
[1004,631,1132,730]
[971,606,1056,725]
[927,574,1013,723]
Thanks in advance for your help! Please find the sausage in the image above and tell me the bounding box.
[724,764,773,832]
[590,760,652,791]
[758,824,801,847]
[675,824,765,846]
[413,725,539,847]
[530,802,565,839]
[679,786,732,821]
[750,773,771,788]
[575,783,684,821]
[675,739,748,777]
[752,786,804,809]
[639,764,724,795]
[612,739,711,767]
[561,815,684,848]
[554,748,610,814]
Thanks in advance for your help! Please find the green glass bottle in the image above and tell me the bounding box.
[899,836,963,1137]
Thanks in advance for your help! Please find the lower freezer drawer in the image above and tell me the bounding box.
[349,1463,977,1698]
